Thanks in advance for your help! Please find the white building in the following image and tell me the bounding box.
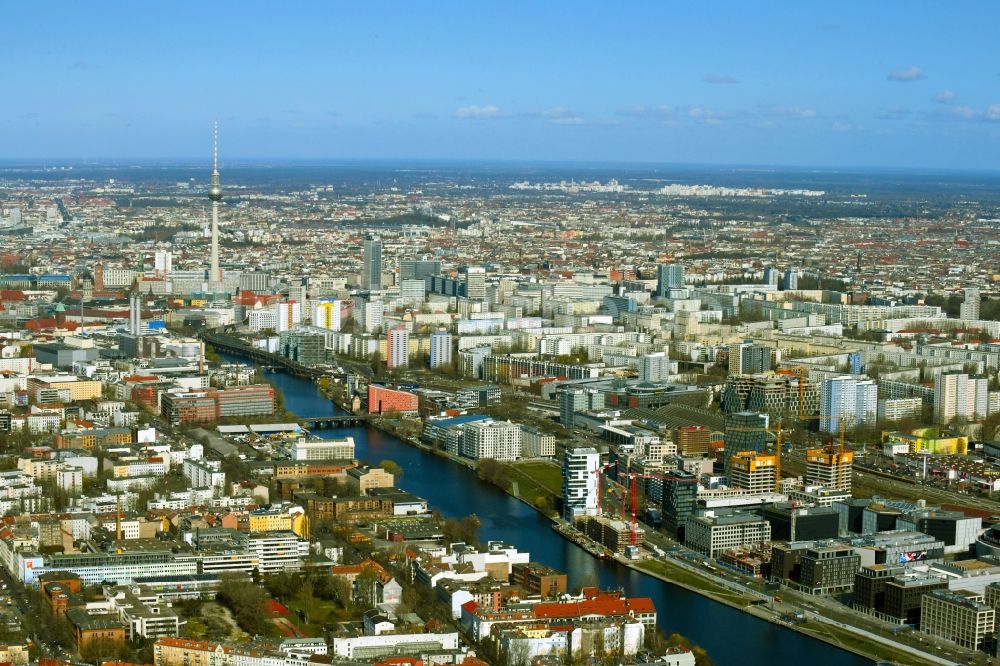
[313,301,341,331]
[182,459,226,491]
[387,326,409,369]
[934,372,989,424]
[639,352,671,382]
[290,438,356,461]
[429,330,452,369]
[819,376,876,433]
[273,301,302,333]
[684,511,772,558]
[460,420,521,461]
[248,308,278,332]
[563,447,600,522]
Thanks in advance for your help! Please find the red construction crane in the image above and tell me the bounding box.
[621,471,696,546]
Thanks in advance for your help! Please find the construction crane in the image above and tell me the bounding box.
[621,471,695,546]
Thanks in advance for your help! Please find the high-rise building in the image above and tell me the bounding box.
[399,279,426,305]
[362,233,382,291]
[429,330,452,369]
[661,471,699,538]
[639,352,671,382]
[723,412,770,474]
[674,426,711,457]
[154,250,172,276]
[728,451,778,494]
[728,342,772,375]
[763,267,779,286]
[559,388,603,428]
[313,301,341,331]
[463,266,487,300]
[819,376,877,433]
[399,259,442,282]
[805,448,854,492]
[273,301,302,333]
[959,288,980,321]
[934,372,989,424]
[562,447,600,522]
[656,264,684,297]
[781,269,799,291]
[386,326,409,369]
[128,292,141,336]
[208,121,223,285]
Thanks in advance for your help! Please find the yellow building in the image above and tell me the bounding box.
[248,509,307,536]
[805,448,854,492]
[729,451,777,493]
[27,376,102,402]
[882,428,968,455]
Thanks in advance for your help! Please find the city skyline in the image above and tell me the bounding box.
[5,2,1000,169]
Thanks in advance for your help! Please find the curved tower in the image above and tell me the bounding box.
[208,120,223,284]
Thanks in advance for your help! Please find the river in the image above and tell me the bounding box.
[251,363,870,665]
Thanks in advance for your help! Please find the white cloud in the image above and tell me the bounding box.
[702,74,739,84]
[888,66,925,82]
[986,105,1000,122]
[540,107,586,125]
[934,90,957,104]
[453,105,502,119]
[617,105,674,119]
[687,106,730,124]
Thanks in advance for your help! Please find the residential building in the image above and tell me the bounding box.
[563,447,600,522]
[520,426,556,458]
[429,330,452,369]
[819,376,876,433]
[291,438,356,461]
[387,326,409,369]
[367,385,418,415]
[461,420,522,461]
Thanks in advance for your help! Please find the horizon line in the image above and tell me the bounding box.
[2,156,1000,175]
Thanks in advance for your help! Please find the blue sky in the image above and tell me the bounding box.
[4,2,1000,168]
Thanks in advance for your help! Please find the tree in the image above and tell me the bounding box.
[217,573,270,636]
[378,459,404,481]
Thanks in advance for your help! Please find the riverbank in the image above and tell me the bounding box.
[225,352,875,664]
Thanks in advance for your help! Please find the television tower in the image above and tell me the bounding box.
[208,120,223,284]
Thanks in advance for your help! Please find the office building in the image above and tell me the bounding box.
[563,447,600,522]
[728,451,777,494]
[684,510,772,558]
[797,543,861,595]
[920,590,995,651]
[386,326,409,369]
[313,301,341,331]
[656,264,684,297]
[362,233,382,290]
[805,448,853,493]
[960,288,980,321]
[291,438,356,461]
[399,259,441,282]
[559,388,604,428]
[674,426,711,457]
[429,330,452,369]
[399,279,426,304]
[279,330,326,366]
[463,266,487,300]
[722,412,770,474]
[819,376,876,433]
[662,471,699,538]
